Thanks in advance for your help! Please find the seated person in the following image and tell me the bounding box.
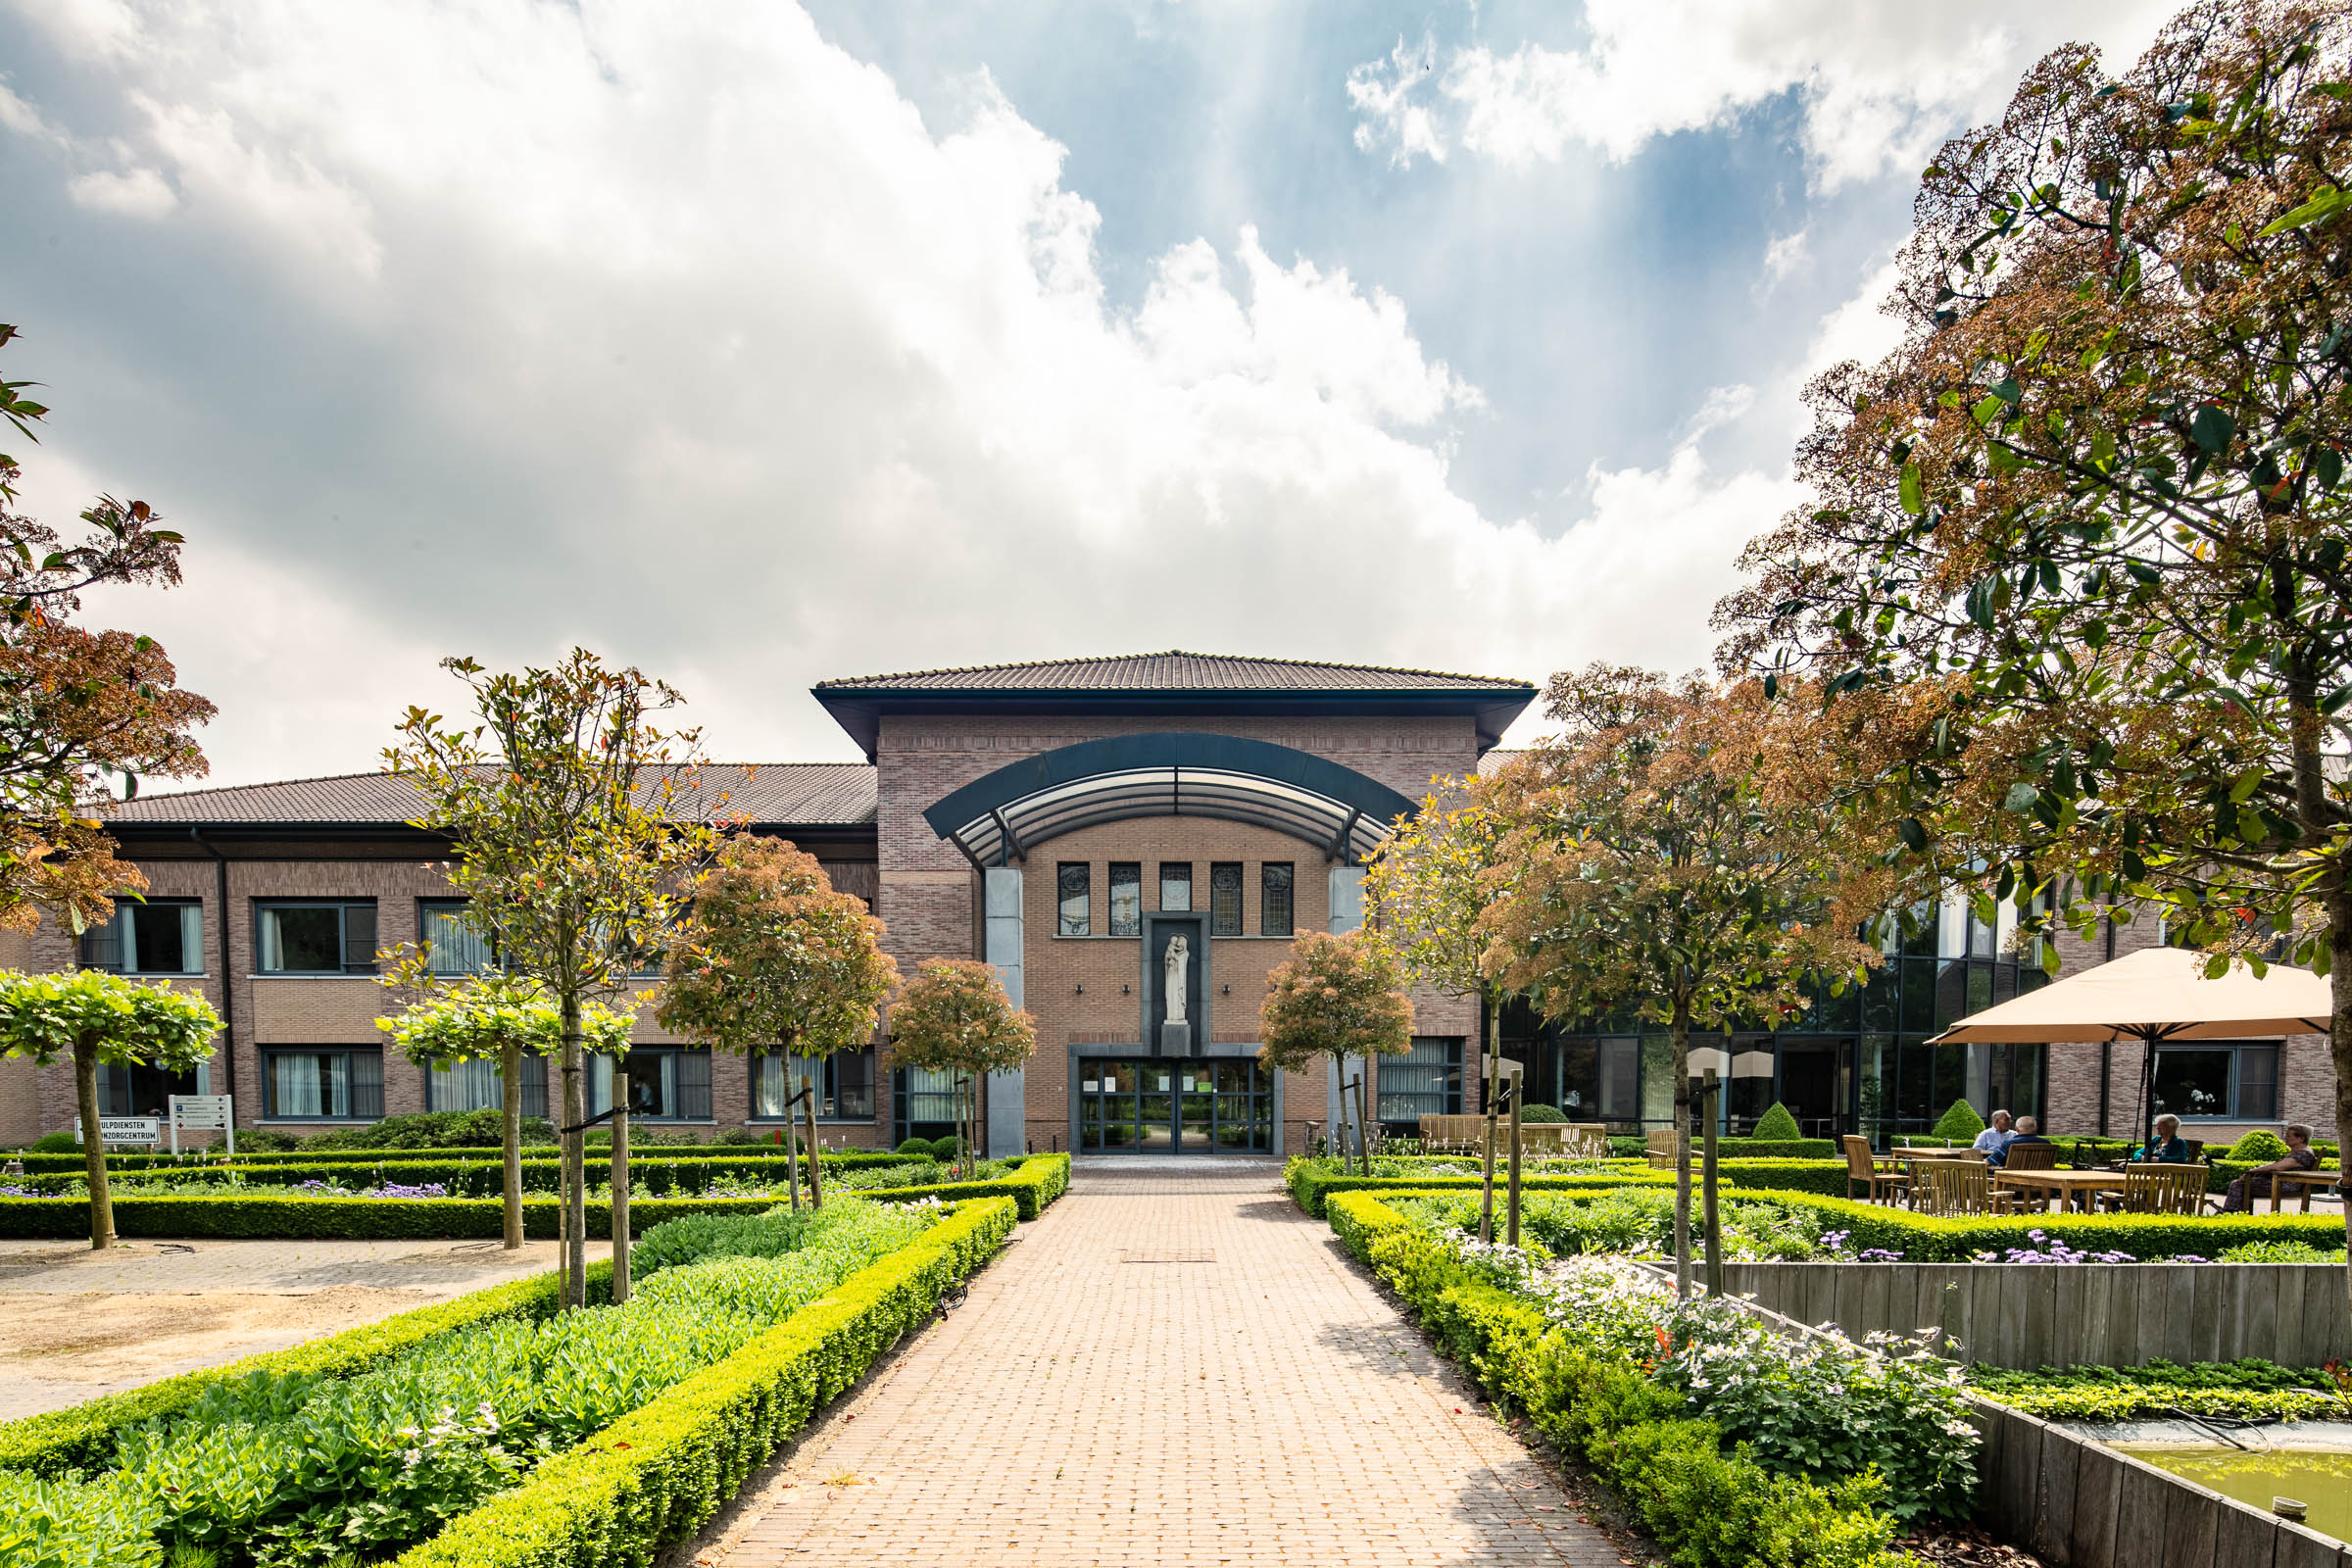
[1989,1115,2050,1167]
[2130,1113,2193,1163]
[1971,1108,2016,1162]
[2220,1123,2322,1212]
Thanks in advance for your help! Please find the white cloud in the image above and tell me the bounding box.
[1,0,1856,783]
[1348,1,2180,189]
[65,164,175,218]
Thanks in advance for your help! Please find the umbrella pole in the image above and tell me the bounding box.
[2136,1032,2156,1150]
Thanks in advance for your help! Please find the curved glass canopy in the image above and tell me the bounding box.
[920,732,1418,868]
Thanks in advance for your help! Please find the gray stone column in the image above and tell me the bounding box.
[983,867,1027,1157]
[1328,865,1367,1154]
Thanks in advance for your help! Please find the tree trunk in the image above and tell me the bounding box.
[784,1070,803,1212]
[1702,1067,1722,1298]
[1672,1003,1691,1300]
[1506,1078,1523,1249]
[500,1041,523,1250]
[2331,896,2352,1325]
[804,1090,824,1209]
[559,997,586,1310]
[1480,997,1499,1245]
[610,1079,631,1304]
[74,1043,111,1250]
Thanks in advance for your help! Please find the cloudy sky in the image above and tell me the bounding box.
[1,0,2180,784]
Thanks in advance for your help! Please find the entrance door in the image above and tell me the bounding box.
[1077,1059,1272,1152]
[1776,1041,1850,1138]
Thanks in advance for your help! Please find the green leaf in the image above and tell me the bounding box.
[2203,952,2231,980]
[1898,461,1925,516]
[1973,393,2009,426]
[2189,405,2234,454]
[2004,782,2040,812]
[1897,816,1929,853]
[2259,184,2352,237]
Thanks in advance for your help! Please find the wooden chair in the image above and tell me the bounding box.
[1645,1129,1678,1169]
[1915,1159,2019,1217]
[2111,1161,2210,1216]
[2002,1141,2061,1172]
[1841,1135,1911,1204]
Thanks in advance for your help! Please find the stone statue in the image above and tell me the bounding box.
[1162,933,1191,1025]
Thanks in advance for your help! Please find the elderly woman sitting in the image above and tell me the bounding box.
[2131,1113,2193,1164]
[2220,1123,2321,1212]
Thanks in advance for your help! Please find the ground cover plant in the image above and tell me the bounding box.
[1967,1359,2352,1424]
[0,1198,940,1567]
[1394,1189,1833,1262]
[1328,1189,1965,1567]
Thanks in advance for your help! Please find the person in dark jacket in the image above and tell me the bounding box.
[2131,1113,2192,1163]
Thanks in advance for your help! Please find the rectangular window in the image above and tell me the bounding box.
[1159,862,1192,912]
[262,1048,384,1119]
[256,901,378,974]
[420,900,497,975]
[1378,1037,1464,1130]
[1209,862,1243,937]
[2152,1042,2279,1121]
[1108,862,1142,937]
[1056,862,1091,937]
[1260,862,1294,937]
[80,900,203,974]
[618,1049,712,1120]
[754,1049,875,1120]
[894,1063,960,1141]
[97,1060,201,1117]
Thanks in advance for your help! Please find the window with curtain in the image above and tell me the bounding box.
[617,1049,711,1120]
[2152,1042,2278,1120]
[754,1049,875,1120]
[263,1048,384,1119]
[1209,862,1243,937]
[1260,863,1294,936]
[1108,863,1142,937]
[257,902,378,974]
[80,901,204,974]
[420,900,497,975]
[1378,1036,1463,1129]
[1057,862,1091,936]
[894,1064,961,1139]
[1159,862,1192,912]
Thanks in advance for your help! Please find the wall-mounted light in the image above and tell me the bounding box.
[1075,983,1085,996]
[1122,983,1131,995]
[1221,984,1230,996]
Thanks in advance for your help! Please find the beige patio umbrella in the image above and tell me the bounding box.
[1932,946,2332,1141]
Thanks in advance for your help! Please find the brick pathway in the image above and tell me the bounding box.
[713,1158,1619,1567]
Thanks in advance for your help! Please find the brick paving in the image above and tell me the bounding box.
[714,1157,1619,1567]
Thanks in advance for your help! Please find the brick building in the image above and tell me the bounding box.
[2,650,2331,1152]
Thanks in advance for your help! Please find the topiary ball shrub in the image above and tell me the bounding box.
[928,1137,965,1161]
[896,1137,934,1156]
[1750,1102,1803,1142]
[1517,1103,1568,1124]
[2228,1129,2292,1162]
[1931,1100,1986,1141]
[28,1131,78,1153]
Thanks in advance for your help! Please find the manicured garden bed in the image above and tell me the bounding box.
[0,1152,1070,1237]
[0,1194,1018,1566]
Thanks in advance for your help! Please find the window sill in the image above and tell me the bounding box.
[79,970,213,980]
[748,1116,876,1125]
[1051,933,1297,942]
[251,972,380,980]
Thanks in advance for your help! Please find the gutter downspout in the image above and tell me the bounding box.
[189,829,235,1125]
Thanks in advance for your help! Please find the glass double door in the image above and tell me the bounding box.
[1078,1058,1272,1152]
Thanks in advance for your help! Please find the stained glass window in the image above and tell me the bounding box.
[1108,863,1142,937]
[1209,862,1243,936]
[1260,863,1294,936]
[1057,862,1091,936]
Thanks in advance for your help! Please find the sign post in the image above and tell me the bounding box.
[167,1094,234,1156]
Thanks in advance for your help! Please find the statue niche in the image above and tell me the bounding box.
[1157,927,1195,1053]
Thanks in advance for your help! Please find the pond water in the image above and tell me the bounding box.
[2124,1447,2352,1543]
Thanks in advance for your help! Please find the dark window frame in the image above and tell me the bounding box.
[752,1047,876,1122]
[1056,862,1092,937]
[418,898,501,976]
[1107,862,1142,938]
[2151,1041,2280,1122]
[1159,861,1193,913]
[254,900,379,975]
[1209,862,1244,937]
[260,1046,385,1120]
[1260,862,1295,937]
[1377,1036,1464,1132]
[79,898,204,975]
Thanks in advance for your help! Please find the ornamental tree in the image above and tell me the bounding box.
[1716,3,2352,1300]
[377,973,633,1250]
[0,968,220,1248]
[1256,930,1414,1175]
[656,834,898,1205]
[386,650,723,1307]
[1364,781,1516,1232]
[0,323,212,934]
[1478,665,1877,1296]
[886,958,1035,1180]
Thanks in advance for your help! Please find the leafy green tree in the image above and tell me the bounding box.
[0,969,220,1248]
[377,972,633,1250]
[886,958,1036,1180]
[656,835,899,1205]
[1256,931,1415,1176]
[1717,2,2352,1295]
[1480,665,1876,1296]
[1365,782,1517,1234]
[386,650,722,1307]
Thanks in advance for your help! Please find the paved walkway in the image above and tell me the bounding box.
[710,1158,1618,1567]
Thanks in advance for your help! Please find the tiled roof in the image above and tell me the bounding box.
[98,764,878,828]
[814,651,1534,695]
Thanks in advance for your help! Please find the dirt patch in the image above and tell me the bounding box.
[0,1286,435,1402]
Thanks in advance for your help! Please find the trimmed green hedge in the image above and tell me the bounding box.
[1286,1158,1854,1218]
[1326,1191,1908,1566]
[0,1153,1071,1239]
[1604,1137,1838,1160]
[13,1148,917,1176]
[389,1196,1017,1568]
[0,1261,598,1478]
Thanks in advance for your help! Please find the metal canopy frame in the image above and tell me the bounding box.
[921,732,1417,868]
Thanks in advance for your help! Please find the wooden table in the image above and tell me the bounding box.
[1991,1168,2128,1213]
[2267,1168,2339,1213]
[1889,1149,1984,1166]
